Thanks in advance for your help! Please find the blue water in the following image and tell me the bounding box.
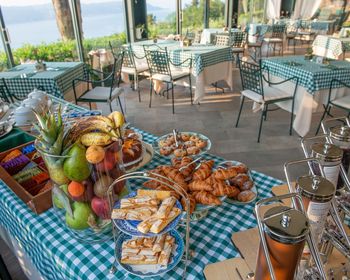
[5,11,171,49]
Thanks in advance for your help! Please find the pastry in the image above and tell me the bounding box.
[212,183,240,198]
[137,189,172,200]
[192,160,214,180]
[193,190,221,205]
[158,235,175,266]
[120,196,159,208]
[150,208,181,234]
[161,166,188,192]
[180,133,191,141]
[188,180,212,192]
[122,138,143,166]
[196,139,207,149]
[190,135,199,142]
[186,146,200,155]
[213,167,238,180]
[240,180,254,191]
[237,190,256,202]
[173,148,187,157]
[160,146,173,156]
[235,164,248,174]
[156,196,177,218]
[230,174,250,189]
[181,194,196,214]
[111,206,158,221]
[153,235,166,253]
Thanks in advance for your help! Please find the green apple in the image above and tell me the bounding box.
[65,202,94,230]
[53,184,68,209]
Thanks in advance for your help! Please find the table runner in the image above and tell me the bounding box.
[0,127,283,280]
[0,62,86,99]
[261,55,350,94]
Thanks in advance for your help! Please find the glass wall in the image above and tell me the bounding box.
[182,0,205,34]
[250,0,265,23]
[209,0,226,27]
[2,1,78,64]
[146,0,176,38]
[0,43,7,71]
[237,0,251,26]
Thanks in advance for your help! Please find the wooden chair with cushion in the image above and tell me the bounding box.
[235,59,299,142]
[263,24,286,57]
[316,79,350,134]
[72,51,125,114]
[144,45,192,114]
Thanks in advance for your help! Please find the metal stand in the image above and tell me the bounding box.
[106,171,191,279]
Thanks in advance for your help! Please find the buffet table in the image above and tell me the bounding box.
[0,62,86,99]
[129,40,234,103]
[261,56,350,136]
[0,98,283,280]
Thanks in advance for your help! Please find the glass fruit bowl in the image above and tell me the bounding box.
[36,139,126,243]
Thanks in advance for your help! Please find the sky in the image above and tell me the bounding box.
[0,0,181,9]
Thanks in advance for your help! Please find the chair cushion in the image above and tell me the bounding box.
[241,86,293,103]
[232,47,245,53]
[152,68,190,82]
[331,95,350,110]
[247,42,262,47]
[79,86,123,101]
[263,38,283,43]
[122,64,149,74]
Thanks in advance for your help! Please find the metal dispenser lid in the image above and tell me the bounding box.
[296,175,335,202]
[330,125,350,142]
[264,206,309,244]
[311,142,343,162]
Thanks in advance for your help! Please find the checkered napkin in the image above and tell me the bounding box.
[0,127,283,280]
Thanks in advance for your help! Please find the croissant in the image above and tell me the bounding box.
[179,157,196,178]
[229,174,250,189]
[181,194,196,214]
[235,164,248,174]
[193,190,221,205]
[213,167,238,180]
[192,160,214,181]
[212,183,240,198]
[188,180,212,192]
[161,166,188,192]
[143,180,159,189]
[171,158,182,168]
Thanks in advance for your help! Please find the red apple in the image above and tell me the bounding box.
[91,196,110,219]
[95,151,115,172]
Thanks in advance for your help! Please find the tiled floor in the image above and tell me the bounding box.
[1,44,349,279]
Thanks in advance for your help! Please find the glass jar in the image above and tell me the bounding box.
[255,206,309,280]
[36,139,125,243]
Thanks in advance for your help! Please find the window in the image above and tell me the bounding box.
[250,0,265,23]
[146,0,176,38]
[238,0,251,26]
[2,1,79,64]
[0,43,7,71]
[209,0,226,28]
[182,0,204,34]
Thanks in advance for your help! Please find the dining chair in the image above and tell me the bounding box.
[316,79,350,134]
[144,45,192,114]
[193,31,202,44]
[72,51,125,114]
[263,24,286,57]
[236,59,299,142]
[285,22,298,54]
[215,35,230,46]
[246,30,264,63]
[230,31,246,66]
[110,42,149,102]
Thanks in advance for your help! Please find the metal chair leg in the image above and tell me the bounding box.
[109,101,113,112]
[138,86,141,102]
[235,96,245,127]
[89,102,92,110]
[149,80,153,108]
[290,98,296,135]
[257,105,266,143]
[171,83,175,114]
[264,104,268,121]
[117,96,124,115]
[315,104,330,135]
[189,75,193,105]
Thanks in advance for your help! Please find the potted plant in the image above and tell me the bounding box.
[135,24,145,40]
[305,47,313,60]
[33,48,47,72]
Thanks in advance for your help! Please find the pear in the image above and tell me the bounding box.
[108,111,125,128]
[63,143,91,182]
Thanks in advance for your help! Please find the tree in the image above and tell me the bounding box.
[51,0,83,41]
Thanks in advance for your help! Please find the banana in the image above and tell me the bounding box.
[87,115,115,128]
[108,111,125,128]
[81,132,113,146]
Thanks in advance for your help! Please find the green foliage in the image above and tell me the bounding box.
[0,33,126,71]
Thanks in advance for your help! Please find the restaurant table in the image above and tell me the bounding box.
[0,62,86,99]
[0,99,284,280]
[261,55,350,136]
[199,28,241,44]
[312,35,344,59]
[129,40,234,103]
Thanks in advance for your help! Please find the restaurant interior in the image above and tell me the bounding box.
[0,0,350,279]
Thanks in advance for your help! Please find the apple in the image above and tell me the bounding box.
[95,151,115,172]
[65,202,94,230]
[91,197,110,219]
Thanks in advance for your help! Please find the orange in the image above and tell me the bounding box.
[68,181,85,197]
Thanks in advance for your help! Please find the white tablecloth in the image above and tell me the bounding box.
[263,75,349,136]
[312,35,344,60]
[200,28,227,44]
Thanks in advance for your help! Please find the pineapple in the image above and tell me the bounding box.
[33,106,70,184]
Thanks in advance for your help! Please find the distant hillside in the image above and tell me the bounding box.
[2,2,164,24]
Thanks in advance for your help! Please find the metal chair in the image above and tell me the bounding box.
[285,22,298,54]
[215,35,230,46]
[144,45,192,114]
[110,42,149,102]
[236,59,299,142]
[246,30,264,63]
[72,51,125,114]
[263,24,286,57]
[230,31,246,66]
[0,79,14,103]
[193,31,202,44]
[316,79,350,134]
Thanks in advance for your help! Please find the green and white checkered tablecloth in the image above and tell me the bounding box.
[312,35,344,58]
[0,62,86,99]
[129,40,233,76]
[0,127,283,280]
[261,55,350,94]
